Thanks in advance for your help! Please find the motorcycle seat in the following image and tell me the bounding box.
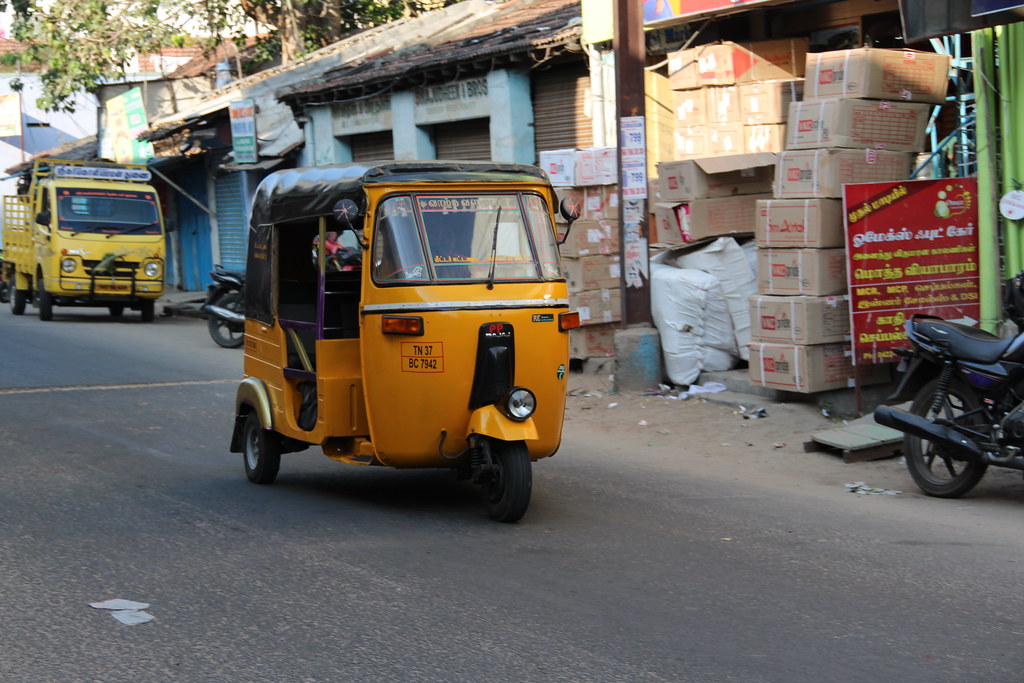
[916,318,1014,363]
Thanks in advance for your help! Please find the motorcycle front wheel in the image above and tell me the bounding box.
[905,377,988,498]
[208,291,244,348]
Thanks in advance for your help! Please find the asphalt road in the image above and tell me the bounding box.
[1,306,1023,682]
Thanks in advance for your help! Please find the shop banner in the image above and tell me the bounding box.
[229,99,258,164]
[101,88,155,163]
[644,0,781,23]
[0,93,22,138]
[845,178,979,365]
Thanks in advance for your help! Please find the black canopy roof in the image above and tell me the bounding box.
[250,160,551,228]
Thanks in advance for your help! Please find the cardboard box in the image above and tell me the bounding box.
[569,323,617,358]
[583,185,619,221]
[749,294,850,344]
[651,202,689,244]
[755,198,845,248]
[563,254,621,292]
[687,194,768,241]
[646,70,677,174]
[705,86,742,124]
[572,288,622,326]
[657,153,776,202]
[774,149,913,199]
[575,147,617,186]
[745,124,786,154]
[668,39,809,89]
[785,99,931,152]
[707,124,745,156]
[804,47,951,104]
[540,149,576,187]
[739,80,803,125]
[674,125,711,159]
[757,247,848,295]
[748,342,889,393]
[672,89,708,125]
[559,219,620,258]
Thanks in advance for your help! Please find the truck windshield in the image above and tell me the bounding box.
[372,192,563,284]
[56,188,161,236]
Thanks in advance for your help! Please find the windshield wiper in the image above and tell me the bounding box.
[486,207,501,290]
[105,221,160,238]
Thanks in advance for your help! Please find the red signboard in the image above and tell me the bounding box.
[844,178,980,365]
[644,0,780,22]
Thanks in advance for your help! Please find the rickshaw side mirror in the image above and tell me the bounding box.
[332,198,367,248]
[556,196,582,246]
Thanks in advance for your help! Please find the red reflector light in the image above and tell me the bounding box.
[382,315,424,335]
[559,311,580,331]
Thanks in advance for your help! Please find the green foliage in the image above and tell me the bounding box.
[0,0,462,113]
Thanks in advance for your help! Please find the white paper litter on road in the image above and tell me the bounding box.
[110,610,155,625]
[89,599,151,611]
[844,482,903,495]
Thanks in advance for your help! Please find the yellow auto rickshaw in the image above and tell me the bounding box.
[229,161,582,522]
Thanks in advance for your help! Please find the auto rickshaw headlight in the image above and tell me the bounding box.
[501,387,536,421]
[144,261,160,278]
[60,257,76,273]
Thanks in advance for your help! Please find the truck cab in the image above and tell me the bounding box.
[2,158,166,321]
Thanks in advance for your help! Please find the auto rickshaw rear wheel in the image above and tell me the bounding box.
[480,439,532,523]
[243,412,281,485]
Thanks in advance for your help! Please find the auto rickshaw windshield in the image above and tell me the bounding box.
[371,192,563,284]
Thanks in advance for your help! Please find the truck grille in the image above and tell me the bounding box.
[83,259,139,277]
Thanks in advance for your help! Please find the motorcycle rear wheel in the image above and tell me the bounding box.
[905,377,988,498]
[208,291,244,348]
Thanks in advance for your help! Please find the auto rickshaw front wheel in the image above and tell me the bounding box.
[243,412,281,485]
[480,440,532,523]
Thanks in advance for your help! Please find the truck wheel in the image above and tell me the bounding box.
[10,288,27,315]
[37,288,53,321]
[108,305,124,318]
[139,300,155,322]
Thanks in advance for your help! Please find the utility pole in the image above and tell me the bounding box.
[614,0,651,325]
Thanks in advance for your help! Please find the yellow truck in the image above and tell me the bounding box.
[2,158,166,321]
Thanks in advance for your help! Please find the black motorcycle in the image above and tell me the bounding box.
[875,307,1024,498]
[203,265,245,348]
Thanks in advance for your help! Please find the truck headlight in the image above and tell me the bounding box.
[144,261,160,278]
[61,257,76,273]
[500,387,536,421]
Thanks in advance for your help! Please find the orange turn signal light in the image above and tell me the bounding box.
[382,315,424,335]
[558,311,580,331]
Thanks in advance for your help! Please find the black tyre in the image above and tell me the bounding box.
[10,288,27,315]
[905,377,988,498]
[208,291,244,348]
[108,305,125,318]
[139,300,155,323]
[242,412,281,485]
[481,440,532,523]
[37,286,53,321]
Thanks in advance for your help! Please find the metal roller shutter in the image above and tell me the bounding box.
[351,131,394,162]
[434,118,491,160]
[532,63,593,157]
[214,173,247,270]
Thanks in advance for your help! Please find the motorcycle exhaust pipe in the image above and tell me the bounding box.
[874,405,984,460]
[204,303,245,325]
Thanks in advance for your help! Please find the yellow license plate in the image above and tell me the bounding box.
[98,284,130,291]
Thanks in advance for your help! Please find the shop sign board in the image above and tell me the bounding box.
[413,77,489,125]
[332,95,392,135]
[844,178,979,365]
[229,99,258,164]
[643,0,781,23]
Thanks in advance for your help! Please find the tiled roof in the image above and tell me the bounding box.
[279,0,582,104]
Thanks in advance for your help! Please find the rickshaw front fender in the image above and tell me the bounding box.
[229,377,273,452]
[465,405,538,442]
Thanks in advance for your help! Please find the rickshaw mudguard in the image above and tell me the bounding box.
[229,377,274,452]
[465,405,538,442]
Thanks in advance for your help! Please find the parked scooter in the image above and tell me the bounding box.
[204,265,245,348]
[875,283,1024,497]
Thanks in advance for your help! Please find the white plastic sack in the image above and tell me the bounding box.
[662,237,757,360]
[650,263,738,385]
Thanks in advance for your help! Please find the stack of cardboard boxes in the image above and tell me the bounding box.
[540,147,622,360]
[748,46,951,392]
